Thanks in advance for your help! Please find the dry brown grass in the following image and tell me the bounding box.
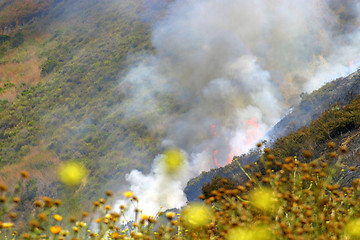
[0,46,42,100]
[0,144,61,189]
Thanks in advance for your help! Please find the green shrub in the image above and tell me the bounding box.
[0,34,10,43]
[41,56,59,75]
[11,32,24,48]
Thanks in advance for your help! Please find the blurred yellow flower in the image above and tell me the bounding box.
[123,191,133,198]
[250,187,277,212]
[50,226,61,234]
[54,214,63,221]
[58,162,87,186]
[227,227,252,240]
[345,218,360,237]
[162,149,185,174]
[2,222,13,228]
[77,221,87,228]
[112,232,120,238]
[60,230,69,236]
[182,203,213,228]
[166,212,175,220]
[226,226,272,240]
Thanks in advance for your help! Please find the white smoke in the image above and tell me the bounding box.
[304,31,360,92]
[122,153,189,216]
[117,0,360,215]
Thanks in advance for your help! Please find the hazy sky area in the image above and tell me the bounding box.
[115,0,360,215]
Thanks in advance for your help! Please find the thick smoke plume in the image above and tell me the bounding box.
[117,0,360,215]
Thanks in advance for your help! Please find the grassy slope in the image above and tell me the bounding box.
[0,0,173,214]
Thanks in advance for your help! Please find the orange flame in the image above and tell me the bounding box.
[210,124,219,137]
[213,149,220,167]
[210,124,223,167]
[210,125,236,167]
[349,55,360,68]
[349,60,354,68]
[210,117,263,168]
[245,117,261,147]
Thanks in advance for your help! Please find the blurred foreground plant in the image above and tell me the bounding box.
[0,143,360,239]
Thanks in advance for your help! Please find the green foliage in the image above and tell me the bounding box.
[0,99,8,112]
[0,34,11,56]
[0,83,16,94]
[10,31,24,48]
[41,56,59,75]
[272,95,360,160]
[23,178,38,201]
[0,34,10,43]
[3,82,15,88]
[0,32,25,56]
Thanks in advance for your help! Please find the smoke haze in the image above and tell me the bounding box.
[117,0,360,215]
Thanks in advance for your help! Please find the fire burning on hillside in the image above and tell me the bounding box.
[211,117,263,167]
[210,124,232,167]
[121,0,360,215]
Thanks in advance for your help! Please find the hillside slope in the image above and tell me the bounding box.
[269,70,360,139]
[185,70,360,201]
[0,0,173,213]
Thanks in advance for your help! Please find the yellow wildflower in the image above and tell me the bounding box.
[50,226,61,234]
[182,203,213,228]
[58,161,87,186]
[77,221,87,227]
[141,214,149,220]
[345,218,360,237]
[123,191,133,198]
[54,214,63,221]
[162,149,185,175]
[166,212,175,220]
[20,171,30,179]
[112,232,120,238]
[250,187,277,212]
[60,230,69,236]
[2,222,13,228]
[226,226,272,240]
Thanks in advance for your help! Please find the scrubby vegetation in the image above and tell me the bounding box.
[0,0,55,30]
[270,95,360,161]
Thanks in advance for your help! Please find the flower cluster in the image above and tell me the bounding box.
[0,144,359,239]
